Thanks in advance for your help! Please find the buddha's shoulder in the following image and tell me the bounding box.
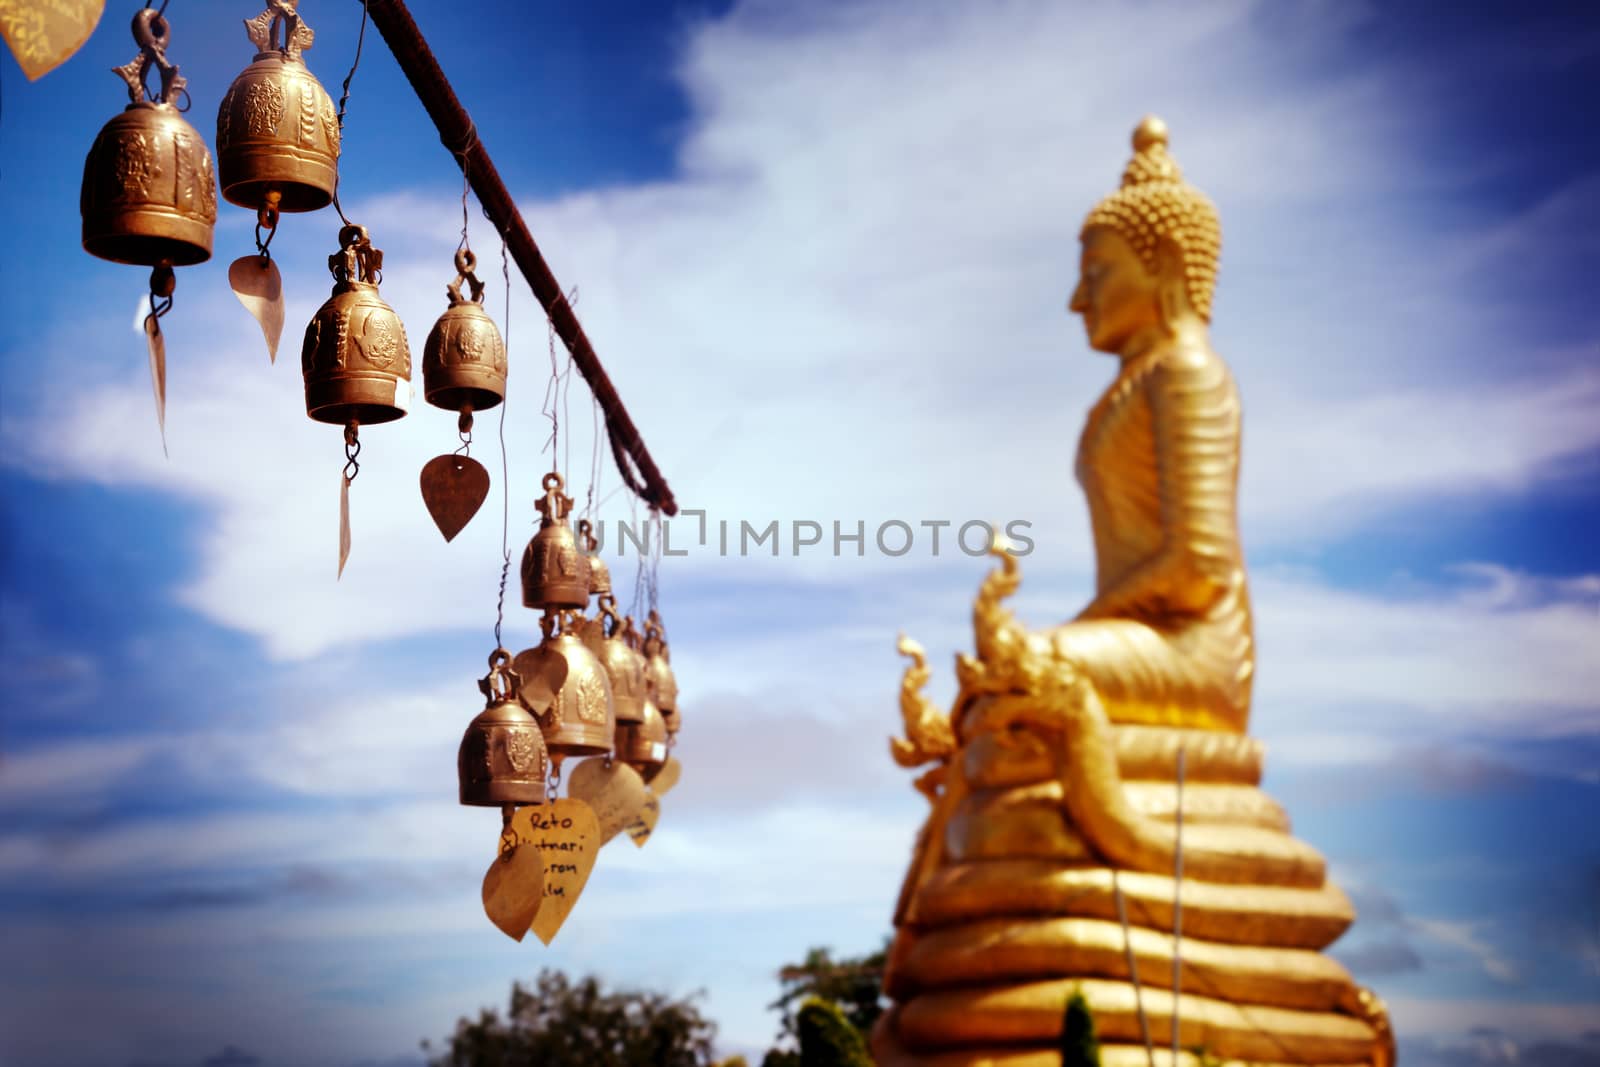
[1138,343,1234,396]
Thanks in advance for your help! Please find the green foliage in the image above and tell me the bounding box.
[769,943,887,1045]
[423,969,717,1067]
[796,998,872,1067]
[713,1058,750,1067]
[760,1051,799,1067]
[1059,989,1101,1067]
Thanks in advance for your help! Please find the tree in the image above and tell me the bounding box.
[796,998,872,1067]
[768,943,888,1046]
[1060,988,1101,1067]
[423,969,717,1067]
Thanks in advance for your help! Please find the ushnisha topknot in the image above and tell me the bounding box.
[1082,115,1222,321]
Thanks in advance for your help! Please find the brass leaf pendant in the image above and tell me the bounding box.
[144,313,167,456]
[569,757,649,845]
[512,645,569,716]
[511,798,600,945]
[419,454,490,542]
[0,1,104,81]
[228,256,285,363]
[338,471,352,579]
[651,756,682,798]
[481,838,545,942]
[626,793,661,849]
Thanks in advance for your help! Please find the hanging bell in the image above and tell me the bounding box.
[515,611,615,762]
[423,249,507,414]
[458,649,550,807]
[81,8,216,267]
[520,473,590,611]
[585,599,646,726]
[644,611,680,736]
[216,0,338,214]
[616,696,669,781]
[579,519,611,600]
[302,224,412,424]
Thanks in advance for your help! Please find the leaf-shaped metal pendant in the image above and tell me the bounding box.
[338,472,352,579]
[569,757,649,845]
[510,799,601,945]
[0,1,104,81]
[419,454,490,542]
[626,793,661,849]
[651,756,682,798]
[513,644,570,717]
[481,840,545,942]
[144,314,167,456]
[228,256,286,363]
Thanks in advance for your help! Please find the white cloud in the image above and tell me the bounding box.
[4,0,1596,663]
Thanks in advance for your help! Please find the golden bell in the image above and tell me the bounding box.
[579,519,611,598]
[644,611,680,735]
[585,599,646,726]
[216,1,338,213]
[423,249,506,414]
[458,649,549,807]
[520,473,590,611]
[302,224,412,425]
[616,697,669,780]
[81,9,216,267]
[515,613,615,762]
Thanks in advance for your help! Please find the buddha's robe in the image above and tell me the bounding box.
[1053,343,1253,734]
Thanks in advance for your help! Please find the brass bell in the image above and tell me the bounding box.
[302,224,412,425]
[519,473,590,611]
[423,249,506,414]
[585,598,646,726]
[515,611,615,762]
[458,649,549,807]
[579,519,611,599]
[81,8,216,267]
[616,696,669,781]
[644,611,680,736]
[216,1,338,213]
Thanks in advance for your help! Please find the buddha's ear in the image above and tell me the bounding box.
[1153,238,1192,328]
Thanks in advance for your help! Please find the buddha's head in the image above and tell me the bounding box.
[1070,116,1221,355]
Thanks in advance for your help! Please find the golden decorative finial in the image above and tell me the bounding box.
[1084,115,1220,319]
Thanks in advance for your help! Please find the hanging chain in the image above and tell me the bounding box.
[330,0,370,227]
[492,236,513,651]
[343,420,361,483]
[254,191,281,261]
[455,409,473,458]
[147,264,175,325]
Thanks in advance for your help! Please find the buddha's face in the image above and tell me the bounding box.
[1069,226,1161,354]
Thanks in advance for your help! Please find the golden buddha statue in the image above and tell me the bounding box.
[875,117,1395,1067]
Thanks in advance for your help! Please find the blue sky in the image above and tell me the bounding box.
[1,1,1597,1065]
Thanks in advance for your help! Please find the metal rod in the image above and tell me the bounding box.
[1113,870,1156,1067]
[358,0,678,515]
[1172,744,1187,1063]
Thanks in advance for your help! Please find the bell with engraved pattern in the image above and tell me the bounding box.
[423,248,506,414]
[616,696,669,780]
[515,611,616,762]
[584,600,646,727]
[216,0,338,214]
[458,649,549,807]
[301,224,412,425]
[519,473,590,611]
[81,7,216,268]
[579,519,611,599]
[643,611,680,736]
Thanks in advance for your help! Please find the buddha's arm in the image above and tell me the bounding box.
[1078,352,1240,624]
